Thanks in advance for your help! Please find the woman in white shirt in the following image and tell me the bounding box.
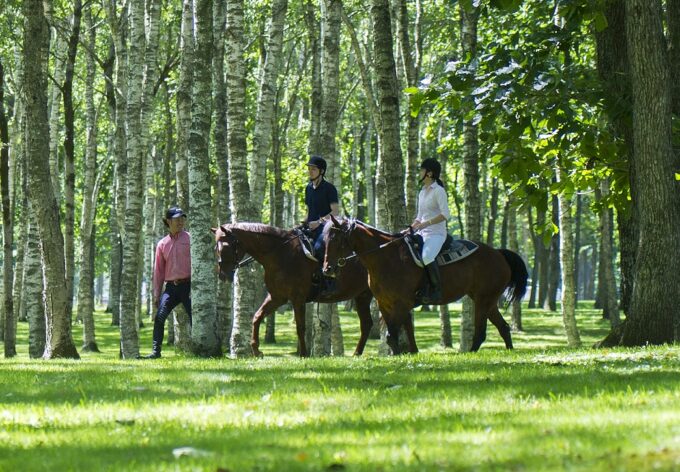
[410,158,451,303]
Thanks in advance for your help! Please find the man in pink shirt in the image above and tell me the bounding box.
[143,206,192,359]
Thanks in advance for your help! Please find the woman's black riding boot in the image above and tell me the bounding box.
[423,262,441,303]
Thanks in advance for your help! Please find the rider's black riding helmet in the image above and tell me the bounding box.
[306,155,327,176]
[420,158,441,180]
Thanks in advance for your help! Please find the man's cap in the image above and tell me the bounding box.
[164,206,187,220]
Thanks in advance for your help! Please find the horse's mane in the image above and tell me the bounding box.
[224,222,292,239]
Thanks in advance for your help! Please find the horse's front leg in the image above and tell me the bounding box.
[353,291,374,356]
[292,303,309,357]
[403,310,419,354]
[251,293,285,357]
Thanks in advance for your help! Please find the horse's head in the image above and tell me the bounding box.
[211,225,245,283]
[322,215,356,278]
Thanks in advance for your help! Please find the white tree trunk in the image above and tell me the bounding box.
[371,0,407,232]
[226,0,259,357]
[189,0,220,357]
[77,7,99,352]
[250,0,288,206]
[119,0,146,359]
[25,221,46,358]
[599,179,620,326]
[212,0,232,350]
[508,199,523,331]
[459,4,481,353]
[557,165,581,347]
[23,0,79,359]
[176,0,193,210]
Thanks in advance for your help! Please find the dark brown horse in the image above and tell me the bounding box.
[213,222,374,357]
[323,217,528,354]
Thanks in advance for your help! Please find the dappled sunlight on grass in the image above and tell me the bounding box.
[1,303,679,471]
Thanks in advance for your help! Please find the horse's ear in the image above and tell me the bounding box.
[330,214,341,227]
[210,227,217,234]
[220,224,229,234]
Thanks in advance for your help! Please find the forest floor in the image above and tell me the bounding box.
[1,303,679,471]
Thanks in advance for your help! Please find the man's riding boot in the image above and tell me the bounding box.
[143,323,163,359]
[422,261,441,304]
[143,341,161,359]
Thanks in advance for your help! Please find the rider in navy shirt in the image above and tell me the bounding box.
[304,155,339,260]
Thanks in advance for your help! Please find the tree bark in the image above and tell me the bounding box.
[226,0,259,357]
[395,0,422,220]
[668,0,680,115]
[459,3,481,352]
[189,0,221,357]
[23,0,79,359]
[25,220,46,358]
[176,0,193,211]
[545,193,559,312]
[77,7,99,352]
[62,0,83,323]
[0,58,15,357]
[212,0,232,351]
[616,0,680,345]
[508,199,523,331]
[371,0,407,232]
[557,165,581,347]
[595,0,636,316]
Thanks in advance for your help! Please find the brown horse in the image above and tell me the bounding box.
[323,217,528,354]
[213,222,374,357]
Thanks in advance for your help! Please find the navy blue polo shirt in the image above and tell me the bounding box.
[305,179,339,221]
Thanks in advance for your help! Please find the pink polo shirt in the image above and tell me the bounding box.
[153,230,191,299]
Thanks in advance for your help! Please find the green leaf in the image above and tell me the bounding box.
[592,12,608,32]
[676,173,680,181]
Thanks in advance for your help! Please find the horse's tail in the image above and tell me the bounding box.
[499,249,528,304]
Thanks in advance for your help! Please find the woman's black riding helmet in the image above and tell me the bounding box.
[420,158,441,180]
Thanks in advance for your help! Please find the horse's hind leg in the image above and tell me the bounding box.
[292,303,309,357]
[353,291,374,356]
[471,299,489,352]
[489,306,513,349]
[251,294,285,357]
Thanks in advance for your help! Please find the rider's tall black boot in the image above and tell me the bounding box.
[422,261,441,304]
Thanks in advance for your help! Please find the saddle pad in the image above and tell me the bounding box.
[405,234,478,268]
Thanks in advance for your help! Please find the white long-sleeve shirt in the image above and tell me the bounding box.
[415,181,450,237]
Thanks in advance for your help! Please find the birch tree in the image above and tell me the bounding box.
[557,165,580,347]
[0,57,15,357]
[371,0,406,232]
[189,0,221,357]
[212,0,232,350]
[62,0,83,321]
[77,6,99,352]
[23,0,79,359]
[459,2,481,352]
[226,0,260,357]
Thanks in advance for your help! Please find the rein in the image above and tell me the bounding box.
[335,222,408,268]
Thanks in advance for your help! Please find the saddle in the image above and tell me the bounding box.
[405,233,478,268]
[294,228,319,262]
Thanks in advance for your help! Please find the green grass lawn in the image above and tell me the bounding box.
[1,303,679,471]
